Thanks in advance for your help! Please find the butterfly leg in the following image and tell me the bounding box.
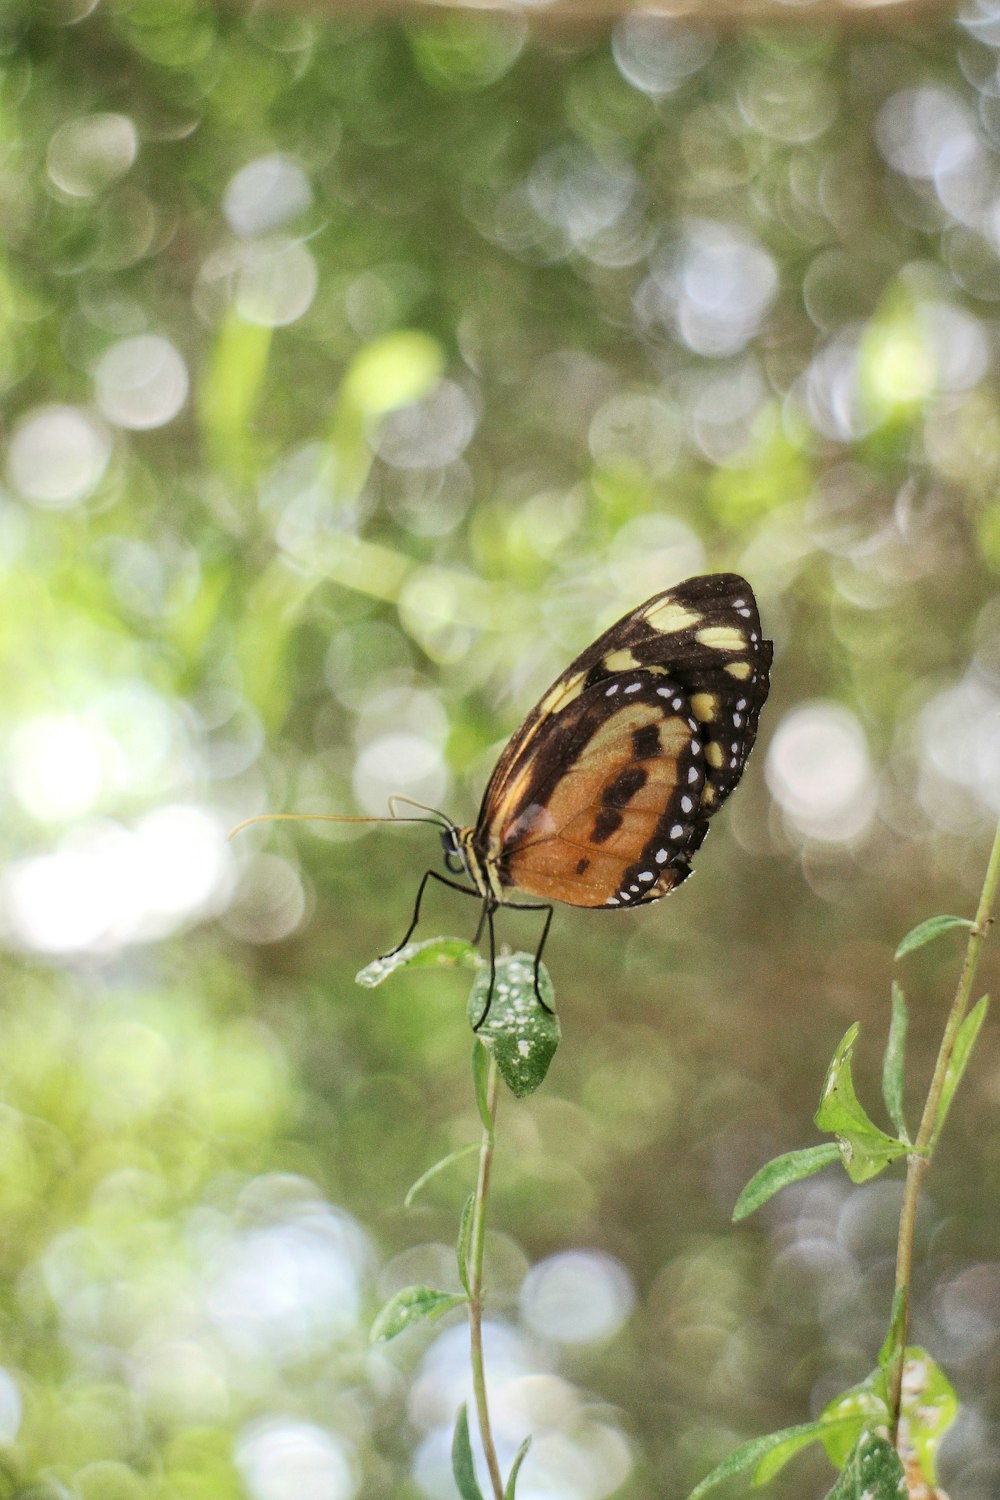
[379,868,479,962]
[502,900,555,1016]
[470,900,498,1031]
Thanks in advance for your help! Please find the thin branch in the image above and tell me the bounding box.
[468,1056,504,1500]
[888,816,1000,1434]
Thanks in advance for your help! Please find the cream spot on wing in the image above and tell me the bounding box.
[701,784,717,806]
[539,668,586,714]
[690,692,717,722]
[706,742,724,769]
[695,625,748,652]
[644,600,701,634]
[603,647,642,672]
[726,661,751,680]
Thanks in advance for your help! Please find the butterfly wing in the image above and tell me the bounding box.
[471,573,771,909]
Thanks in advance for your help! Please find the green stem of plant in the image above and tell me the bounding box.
[888,814,1000,1437]
[468,1055,504,1500]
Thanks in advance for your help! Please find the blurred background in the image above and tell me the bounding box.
[2,0,1000,1496]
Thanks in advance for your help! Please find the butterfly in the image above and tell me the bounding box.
[383,572,772,1026]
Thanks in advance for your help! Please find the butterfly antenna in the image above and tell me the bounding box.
[228,810,450,840]
[387,794,455,830]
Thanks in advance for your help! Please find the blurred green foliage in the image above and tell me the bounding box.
[1,2,1000,1498]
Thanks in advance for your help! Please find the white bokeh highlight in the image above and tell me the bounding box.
[766,702,877,844]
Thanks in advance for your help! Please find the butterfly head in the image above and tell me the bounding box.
[439,823,499,902]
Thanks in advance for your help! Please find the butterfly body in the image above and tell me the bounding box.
[389,572,772,1024]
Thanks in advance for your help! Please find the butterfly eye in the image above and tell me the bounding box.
[440,828,466,877]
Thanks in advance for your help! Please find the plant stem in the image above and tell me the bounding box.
[888,815,1000,1434]
[468,1054,504,1500]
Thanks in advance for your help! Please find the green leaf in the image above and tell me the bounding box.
[472,1039,493,1139]
[752,1420,859,1484]
[467,955,560,1098]
[895,914,974,959]
[732,1143,841,1221]
[370,1285,466,1343]
[451,1404,486,1500]
[823,1430,904,1500]
[456,1191,475,1297]
[504,1437,531,1499]
[815,1025,909,1183]
[685,1422,844,1500]
[881,981,910,1142]
[899,1348,958,1486]
[877,1286,907,1378]
[404,1144,479,1209]
[356,936,482,988]
[933,994,989,1145]
[819,1375,889,1467]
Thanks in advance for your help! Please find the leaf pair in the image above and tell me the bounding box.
[734,911,990,1221]
[687,1348,956,1499]
[357,937,561,1097]
[452,1404,530,1500]
[733,1021,908,1221]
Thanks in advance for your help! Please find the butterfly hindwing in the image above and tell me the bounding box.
[470,573,771,910]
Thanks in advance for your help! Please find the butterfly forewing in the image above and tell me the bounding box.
[470,573,771,910]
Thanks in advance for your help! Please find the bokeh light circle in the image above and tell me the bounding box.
[94,335,189,430]
[766,702,877,844]
[519,1250,635,1345]
[7,404,111,508]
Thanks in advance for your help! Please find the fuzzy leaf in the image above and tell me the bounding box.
[685,1422,838,1500]
[895,914,974,960]
[881,981,909,1142]
[467,955,559,1098]
[356,936,481,988]
[898,1348,958,1486]
[823,1430,904,1499]
[933,995,989,1145]
[815,1025,909,1183]
[752,1419,859,1484]
[452,1404,486,1500]
[370,1285,466,1343]
[504,1437,531,1499]
[456,1192,475,1297]
[820,1375,889,1467]
[732,1143,841,1221]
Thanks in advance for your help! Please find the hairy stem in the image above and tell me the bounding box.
[468,1055,503,1499]
[888,815,1000,1434]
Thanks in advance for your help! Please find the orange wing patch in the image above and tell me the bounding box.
[498,688,705,908]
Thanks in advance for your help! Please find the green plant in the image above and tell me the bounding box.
[358,818,997,1499]
[694,820,1000,1499]
[363,939,559,1500]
